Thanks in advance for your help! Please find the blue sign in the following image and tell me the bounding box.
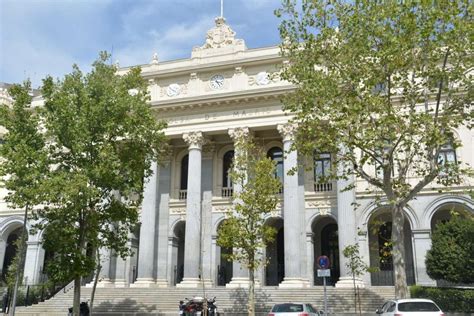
[317,255,330,269]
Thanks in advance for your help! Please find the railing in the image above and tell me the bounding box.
[178,190,187,200]
[221,187,233,198]
[314,182,333,192]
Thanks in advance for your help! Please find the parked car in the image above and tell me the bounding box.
[376,298,444,315]
[268,303,323,316]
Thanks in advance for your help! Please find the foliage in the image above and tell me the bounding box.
[217,136,281,316]
[27,52,166,314]
[5,239,26,290]
[343,244,376,278]
[0,81,49,209]
[426,213,474,284]
[410,285,474,313]
[277,0,473,298]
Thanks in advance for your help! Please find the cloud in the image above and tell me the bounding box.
[0,0,282,87]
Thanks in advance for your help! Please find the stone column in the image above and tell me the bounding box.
[177,131,205,288]
[23,240,42,285]
[412,230,436,286]
[278,123,309,288]
[335,146,364,288]
[133,161,159,287]
[0,238,6,276]
[226,127,250,288]
[94,247,113,287]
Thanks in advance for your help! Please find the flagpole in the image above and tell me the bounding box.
[220,0,223,18]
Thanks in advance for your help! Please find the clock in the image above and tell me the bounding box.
[256,71,270,86]
[209,74,225,90]
[166,83,181,97]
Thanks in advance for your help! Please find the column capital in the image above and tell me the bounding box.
[277,122,298,142]
[183,131,205,150]
[228,127,250,142]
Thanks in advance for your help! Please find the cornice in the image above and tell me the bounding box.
[150,85,295,113]
[141,53,284,80]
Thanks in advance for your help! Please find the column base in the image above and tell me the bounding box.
[335,276,365,288]
[176,278,212,288]
[87,279,114,288]
[113,280,129,288]
[279,277,311,288]
[226,277,259,288]
[130,278,158,288]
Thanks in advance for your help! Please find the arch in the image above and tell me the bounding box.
[358,200,420,230]
[367,208,416,286]
[306,211,337,234]
[0,216,31,241]
[170,219,186,238]
[310,214,340,285]
[171,148,189,199]
[264,140,283,153]
[422,195,474,229]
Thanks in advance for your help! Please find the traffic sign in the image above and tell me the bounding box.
[317,255,330,269]
[317,269,331,277]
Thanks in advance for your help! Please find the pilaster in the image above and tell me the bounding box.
[412,230,436,286]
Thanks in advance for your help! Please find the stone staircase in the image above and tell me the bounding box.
[14,286,395,315]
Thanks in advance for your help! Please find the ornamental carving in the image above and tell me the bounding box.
[277,122,298,142]
[199,17,243,49]
[228,127,250,142]
[183,132,205,150]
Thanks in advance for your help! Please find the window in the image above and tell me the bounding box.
[314,152,332,191]
[179,154,188,200]
[267,147,283,180]
[222,150,234,197]
[438,142,457,166]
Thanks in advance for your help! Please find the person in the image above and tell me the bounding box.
[2,289,9,314]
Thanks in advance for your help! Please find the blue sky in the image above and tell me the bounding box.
[0,0,282,88]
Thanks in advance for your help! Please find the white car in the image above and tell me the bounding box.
[268,303,323,316]
[376,298,444,316]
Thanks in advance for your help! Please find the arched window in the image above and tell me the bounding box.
[179,154,189,200]
[222,150,234,197]
[267,147,283,182]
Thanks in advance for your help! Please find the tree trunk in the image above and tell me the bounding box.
[391,205,408,299]
[10,204,29,316]
[248,268,255,316]
[89,248,102,316]
[73,277,81,316]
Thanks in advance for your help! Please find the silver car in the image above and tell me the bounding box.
[376,298,444,316]
[268,303,323,316]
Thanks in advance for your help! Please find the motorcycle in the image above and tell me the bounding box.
[179,296,218,316]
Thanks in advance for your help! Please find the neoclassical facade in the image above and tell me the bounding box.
[0,17,473,289]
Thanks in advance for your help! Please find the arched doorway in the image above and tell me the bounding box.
[368,210,415,286]
[312,217,340,285]
[216,220,233,286]
[172,221,186,285]
[265,217,284,286]
[2,227,23,281]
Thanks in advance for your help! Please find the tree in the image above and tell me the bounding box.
[277,1,472,298]
[31,52,167,316]
[343,244,376,316]
[217,133,281,316]
[426,213,474,284]
[0,81,48,315]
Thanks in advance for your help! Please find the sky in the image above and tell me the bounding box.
[0,0,282,88]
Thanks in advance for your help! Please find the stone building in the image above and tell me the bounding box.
[0,16,472,289]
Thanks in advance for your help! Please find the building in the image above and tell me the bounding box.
[0,16,473,289]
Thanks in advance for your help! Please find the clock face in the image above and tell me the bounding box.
[166,83,181,97]
[256,71,270,86]
[209,74,225,90]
